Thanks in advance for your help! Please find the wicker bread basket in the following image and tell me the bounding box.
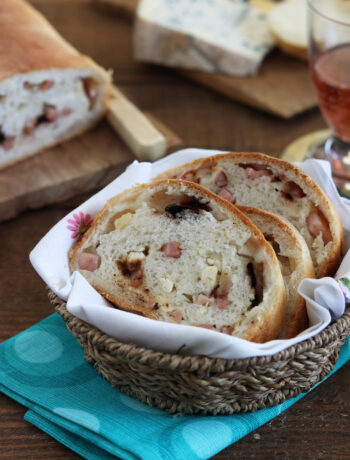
[49,290,350,416]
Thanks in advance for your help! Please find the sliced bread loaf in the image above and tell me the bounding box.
[69,179,286,343]
[239,206,314,338]
[0,0,111,170]
[156,152,344,277]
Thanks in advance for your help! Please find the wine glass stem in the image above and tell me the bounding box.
[324,135,350,179]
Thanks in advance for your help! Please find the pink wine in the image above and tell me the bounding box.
[312,44,350,142]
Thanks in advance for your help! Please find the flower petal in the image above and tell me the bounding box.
[67,218,76,225]
[67,225,77,231]
[84,214,91,225]
[73,213,80,223]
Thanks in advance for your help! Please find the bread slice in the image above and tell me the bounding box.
[267,0,307,61]
[239,206,314,338]
[69,179,287,343]
[0,0,111,170]
[155,152,344,277]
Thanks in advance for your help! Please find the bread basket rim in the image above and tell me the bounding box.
[48,289,350,373]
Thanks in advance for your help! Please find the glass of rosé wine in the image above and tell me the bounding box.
[308,0,350,185]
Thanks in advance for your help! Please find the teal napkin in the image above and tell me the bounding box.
[0,314,349,460]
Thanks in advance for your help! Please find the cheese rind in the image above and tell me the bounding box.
[134,0,274,77]
[268,0,307,60]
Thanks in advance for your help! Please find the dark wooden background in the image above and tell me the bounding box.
[0,1,349,458]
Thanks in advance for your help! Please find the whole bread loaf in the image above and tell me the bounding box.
[239,206,314,338]
[156,152,344,277]
[69,180,287,343]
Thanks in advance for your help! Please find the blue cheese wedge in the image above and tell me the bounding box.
[134,0,275,77]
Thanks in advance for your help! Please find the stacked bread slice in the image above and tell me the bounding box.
[239,207,314,339]
[157,152,343,278]
[70,180,287,343]
[155,152,344,338]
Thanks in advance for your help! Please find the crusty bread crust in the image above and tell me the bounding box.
[155,152,344,278]
[69,179,287,343]
[0,0,108,81]
[239,206,314,339]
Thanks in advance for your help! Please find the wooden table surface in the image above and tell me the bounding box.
[1,1,349,459]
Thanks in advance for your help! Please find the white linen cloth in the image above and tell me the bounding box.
[30,149,350,359]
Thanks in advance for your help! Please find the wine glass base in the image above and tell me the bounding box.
[281,129,331,162]
[281,129,350,197]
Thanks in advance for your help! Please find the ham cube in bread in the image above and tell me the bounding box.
[69,180,287,343]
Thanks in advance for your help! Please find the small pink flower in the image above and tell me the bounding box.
[67,212,92,240]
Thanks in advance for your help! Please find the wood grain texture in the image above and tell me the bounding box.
[0,1,349,459]
[96,0,317,118]
[181,50,316,118]
[144,111,184,153]
[0,121,133,222]
[95,0,137,18]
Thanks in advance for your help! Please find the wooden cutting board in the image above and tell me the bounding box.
[0,113,182,223]
[95,0,317,119]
